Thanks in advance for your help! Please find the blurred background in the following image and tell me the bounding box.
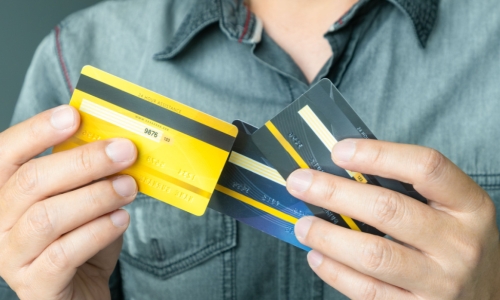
[0,0,101,131]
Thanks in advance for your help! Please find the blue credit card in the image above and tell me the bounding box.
[208,120,312,251]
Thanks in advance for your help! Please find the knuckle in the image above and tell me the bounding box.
[445,278,466,299]
[88,226,103,245]
[85,223,106,247]
[15,161,39,195]
[367,144,385,166]
[323,178,341,203]
[46,241,70,273]
[358,279,382,300]
[324,265,341,285]
[74,146,94,172]
[27,118,43,142]
[460,238,483,268]
[26,202,54,236]
[372,191,403,227]
[0,138,6,159]
[418,148,445,181]
[359,238,392,274]
[13,275,34,300]
[478,194,497,224]
[83,183,104,208]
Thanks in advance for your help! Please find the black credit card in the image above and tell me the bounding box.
[251,79,426,235]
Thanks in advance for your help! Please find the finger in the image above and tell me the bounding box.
[0,105,79,184]
[295,216,442,294]
[287,169,455,252]
[23,210,130,298]
[331,139,489,213]
[8,176,137,267]
[86,235,124,278]
[0,138,137,232]
[306,250,416,300]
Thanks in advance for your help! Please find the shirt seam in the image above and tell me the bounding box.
[55,25,74,95]
[237,4,251,43]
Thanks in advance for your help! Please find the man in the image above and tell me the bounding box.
[1,0,499,299]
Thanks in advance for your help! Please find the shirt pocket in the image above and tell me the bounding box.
[120,193,237,280]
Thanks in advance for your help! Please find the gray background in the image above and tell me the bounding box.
[0,0,101,132]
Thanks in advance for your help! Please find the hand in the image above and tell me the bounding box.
[0,105,138,299]
[287,139,500,299]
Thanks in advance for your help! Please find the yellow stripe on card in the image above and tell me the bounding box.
[298,105,368,185]
[265,118,361,231]
[298,105,338,151]
[340,215,361,231]
[215,184,298,224]
[298,105,362,231]
[265,121,309,169]
[80,99,162,142]
[229,152,286,186]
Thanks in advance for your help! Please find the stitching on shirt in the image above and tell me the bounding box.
[222,244,236,299]
[468,174,500,190]
[283,77,295,103]
[312,274,324,300]
[120,209,237,280]
[55,26,73,94]
[222,217,236,299]
[285,244,290,299]
[468,174,500,177]
[221,248,225,298]
[121,239,233,280]
[229,221,236,299]
[231,250,236,299]
[237,4,251,43]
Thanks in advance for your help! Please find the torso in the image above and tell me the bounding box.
[249,0,359,83]
[7,1,500,299]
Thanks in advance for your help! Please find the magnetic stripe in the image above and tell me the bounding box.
[77,74,235,151]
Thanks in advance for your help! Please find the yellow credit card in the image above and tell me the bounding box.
[53,66,238,216]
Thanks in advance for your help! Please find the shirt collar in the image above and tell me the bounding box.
[154,0,438,60]
[386,0,439,47]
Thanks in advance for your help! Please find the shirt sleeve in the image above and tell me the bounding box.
[0,30,68,300]
[10,28,72,127]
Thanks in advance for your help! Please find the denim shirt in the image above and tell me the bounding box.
[3,0,500,299]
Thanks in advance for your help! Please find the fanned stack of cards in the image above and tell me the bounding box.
[55,66,426,251]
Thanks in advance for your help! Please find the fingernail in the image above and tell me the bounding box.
[307,250,324,268]
[110,210,129,227]
[50,106,75,130]
[287,170,313,193]
[295,217,313,241]
[112,176,137,197]
[105,139,135,162]
[333,140,356,162]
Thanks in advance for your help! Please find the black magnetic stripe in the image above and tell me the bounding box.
[76,75,234,152]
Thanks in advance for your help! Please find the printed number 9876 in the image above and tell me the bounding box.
[144,128,159,138]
